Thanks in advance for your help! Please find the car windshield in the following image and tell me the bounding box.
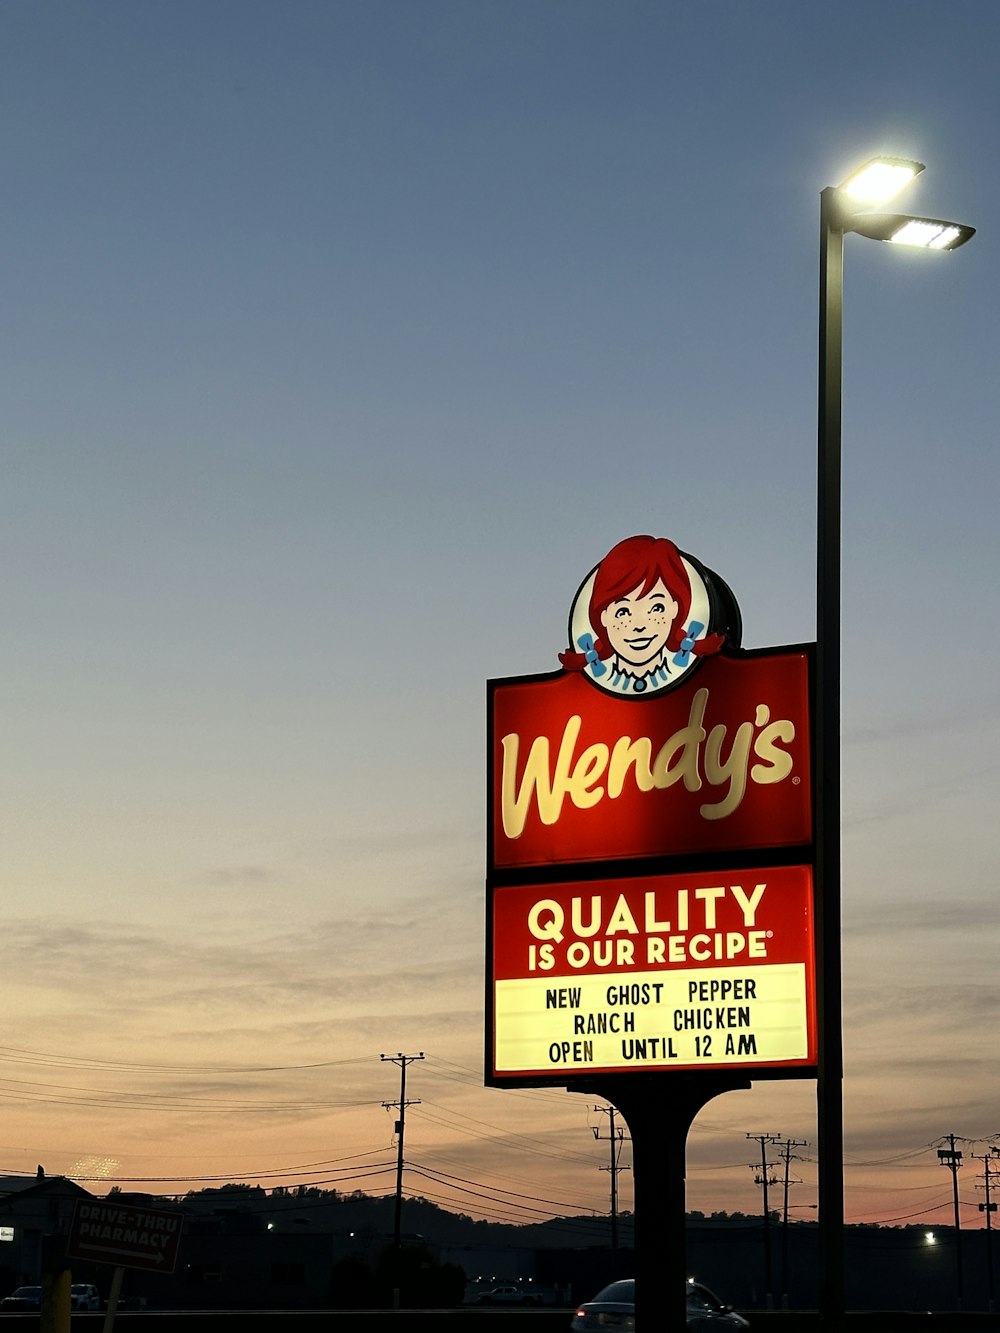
[12,1288,41,1297]
[587,1279,726,1309]
[688,1285,723,1310]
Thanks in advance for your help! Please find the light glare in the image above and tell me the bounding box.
[928,226,962,250]
[890,220,960,249]
[841,160,921,204]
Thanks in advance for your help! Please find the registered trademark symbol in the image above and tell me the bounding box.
[766,931,774,938]
[792,775,801,785]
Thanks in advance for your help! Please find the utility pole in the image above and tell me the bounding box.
[938,1134,964,1310]
[777,1137,808,1309]
[748,1133,780,1310]
[381,1052,424,1257]
[973,1146,1000,1312]
[592,1105,630,1251]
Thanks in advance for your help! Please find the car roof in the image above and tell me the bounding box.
[588,1279,722,1300]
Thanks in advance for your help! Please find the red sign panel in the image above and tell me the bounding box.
[489,865,816,1080]
[68,1199,183,1273]
[489,649,812,871]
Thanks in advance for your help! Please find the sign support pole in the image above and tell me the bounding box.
[576,1073,750,1332]
[102,1266,125,1333]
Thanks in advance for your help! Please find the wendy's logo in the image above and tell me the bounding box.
[559,535,742,697]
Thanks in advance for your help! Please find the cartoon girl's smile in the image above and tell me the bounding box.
[600,579,679,668]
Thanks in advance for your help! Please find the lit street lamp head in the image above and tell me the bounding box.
[838,157,925,204]
[825,155,976,251]
[847,212,976,250]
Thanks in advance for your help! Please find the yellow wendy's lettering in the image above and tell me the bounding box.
[500,687,796,840]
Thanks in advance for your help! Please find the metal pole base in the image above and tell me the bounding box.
[572,1073,750,1330]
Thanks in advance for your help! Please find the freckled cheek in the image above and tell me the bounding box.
[651,614,674,642]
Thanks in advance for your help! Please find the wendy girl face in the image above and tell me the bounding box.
[599,579,679,669]
[560,534,728,697]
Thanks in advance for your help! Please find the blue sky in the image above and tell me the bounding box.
[1,0,999,1227]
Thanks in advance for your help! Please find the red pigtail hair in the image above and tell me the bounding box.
[559,635,613,672]
[666,624,726,659]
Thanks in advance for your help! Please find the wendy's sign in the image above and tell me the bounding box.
[488,535,813,873]
[486,534,816,1086]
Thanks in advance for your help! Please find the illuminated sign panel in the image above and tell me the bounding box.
[485,534,817,1088]
[490,866,816,1079]
[489,649,812,871]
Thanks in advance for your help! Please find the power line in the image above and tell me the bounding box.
[408,1160,601,1215]
[410,1099,597,1163]
[0,1044,370,1074]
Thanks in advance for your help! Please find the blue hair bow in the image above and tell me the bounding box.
[578,633,606,677]
[672,621,705,668]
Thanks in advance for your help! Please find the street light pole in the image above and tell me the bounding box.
[814,157,975,1332]
[816,182,845,1330]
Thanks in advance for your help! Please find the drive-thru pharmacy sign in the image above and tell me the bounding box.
[68,1199,183,1274]
[486,534,816,1086]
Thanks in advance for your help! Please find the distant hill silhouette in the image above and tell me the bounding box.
[174,1182,625,1249]
[158,1183,778,1252]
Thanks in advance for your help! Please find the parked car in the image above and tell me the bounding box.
[71,1283,101,1310]
[571,1279,749,1330]
[0,1285,43,1311]
[477,1283,540,1304]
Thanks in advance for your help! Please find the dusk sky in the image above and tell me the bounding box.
[3,1,999,1233]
